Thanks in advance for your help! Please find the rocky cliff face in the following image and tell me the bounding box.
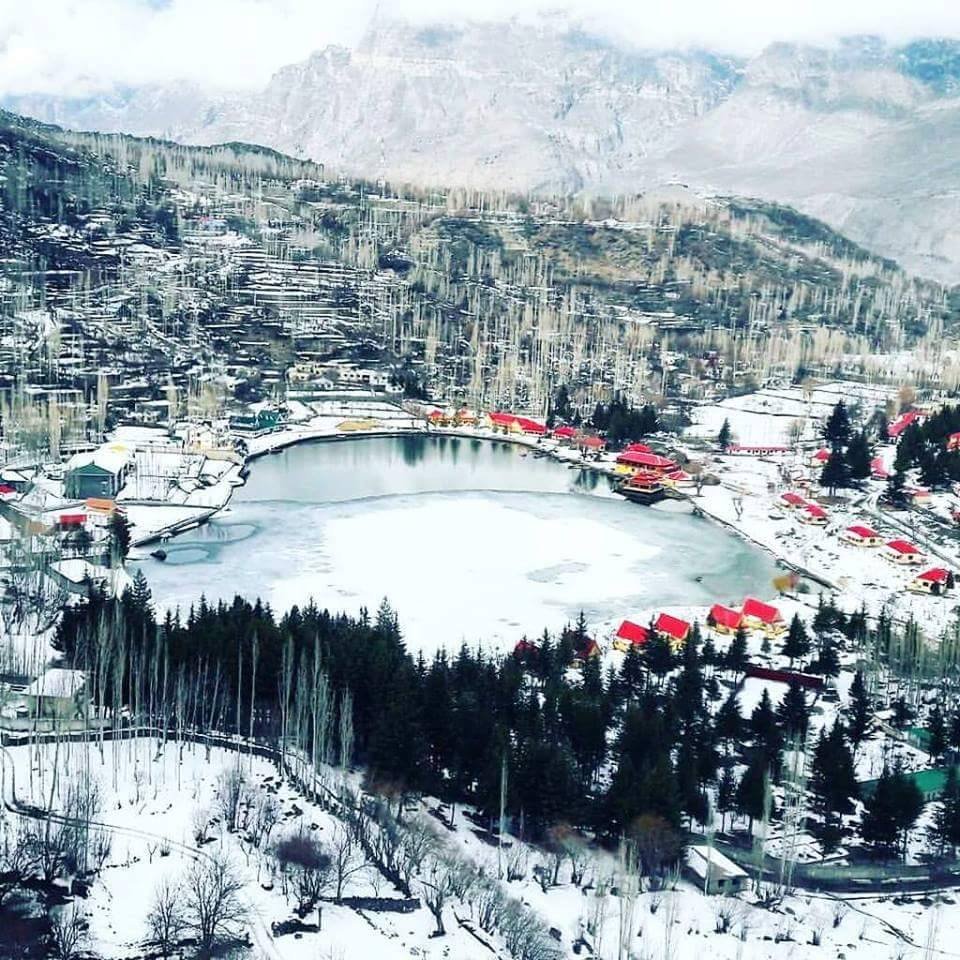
[7,24,960,280]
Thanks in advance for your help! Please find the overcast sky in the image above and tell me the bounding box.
[2,0,960,96]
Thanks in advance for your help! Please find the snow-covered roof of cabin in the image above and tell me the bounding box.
[23,668,86,699]
[686,845,747,881]
[50,558,111,585]
[66,445,131,476]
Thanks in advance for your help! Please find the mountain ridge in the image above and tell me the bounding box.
[6,22,960,281]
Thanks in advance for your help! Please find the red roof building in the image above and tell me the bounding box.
[811,448,831,463]
[654,612,691,646]
[616,450,677,473]
[613,620,650,652]
[884,539,923,564]
[515,417,547,436]
[780,492,806,508]
[707,604,742,633]
[800,503,828,524]
[949,432,960,452]
[910,567,953,594]
[888,410,922,439]
[578,435,606,450]
[624,443,653,453]
[553,425,577,441]
[870,457,890,479]
[741,597,783,626]
[57,513,86,527]
[840,524,882,546]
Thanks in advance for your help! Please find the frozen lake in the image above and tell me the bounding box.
[132,436,778,653]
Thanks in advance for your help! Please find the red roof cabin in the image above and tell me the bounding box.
[615,450,677,475]
[654,612,691,649]
[910,567,953,595]
[578,435,606,452]
[870,457,890,480]
[707,604,742,635]
[840,524,883,547]
[741,597,785,635]
[515,417,547,436]
[488,412,520,433]
[883,539,923,565]
[513,639,541,663]
[780,492,806,510]
[553,425,577,442]
[613,620,650,653]
[624,442,653,454]
[57,513,87,529]
[799,503,828,525]
[888,410,922,440]
[571,638,601,668]
[810,448,831,466]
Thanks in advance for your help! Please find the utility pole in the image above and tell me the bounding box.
[497,751,507,879]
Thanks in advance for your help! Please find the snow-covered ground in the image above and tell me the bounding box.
[2,734,951,960]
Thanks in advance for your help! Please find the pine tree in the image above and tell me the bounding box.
[715,691,743,752]
[823,401,852,448]
[620,643,645,699]
[928,705,948,760]
[845,431,872,482]
[726,626,749,675]
[776,682,809,740]
[929,766,960,857]
[717,766,737,832]
[781,614,810,667]
[861,765,924,858]
[845,671,871,751]
[736,757,770,833]
[750,689,783,772]
[809,723,858,854]
[812,637,840,677]
[886,468,907,506]
[821,448,851,494]
[892,696,914,730]
[717,418,732,452]
[109,509,132,561]
[643,631,676,684]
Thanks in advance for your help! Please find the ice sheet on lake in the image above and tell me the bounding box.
[134,489,777,656]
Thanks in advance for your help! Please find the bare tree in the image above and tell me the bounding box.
[215,764,249,833]
[420,852,460,936]
[247,791,281,849]
[0,821,34,907]
[273,833,332,912]
[49,904,87,960]
[146,877,186,958]
[182,852,247,957]
[192,805,212,845]
[328,821,365,901]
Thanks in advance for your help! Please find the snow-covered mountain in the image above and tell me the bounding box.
[8,22,960,280]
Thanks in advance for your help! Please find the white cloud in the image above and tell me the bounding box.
[1,0,959,96]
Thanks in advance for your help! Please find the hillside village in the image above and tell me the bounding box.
[6,109,960,959]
